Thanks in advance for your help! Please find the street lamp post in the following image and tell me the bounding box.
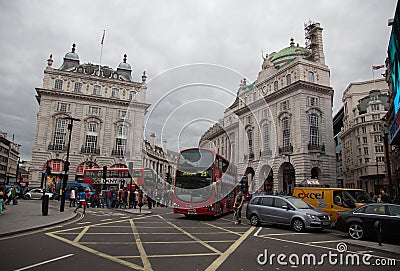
[60,117,80,212]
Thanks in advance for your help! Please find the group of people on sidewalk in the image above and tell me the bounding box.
[0,184,20,215]
[68,184,174,214]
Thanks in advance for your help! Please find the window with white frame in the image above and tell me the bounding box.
[376,156,384,162]
[247,129,253,154]
[88,106,101,116]
[55,79,63,90]
[371,104,380,111]
[74,82,82,92]
[93,85,101,95]
[57,102,70,112]
[115,124,127,154]
[309,114,319,147]
[373,124,381,132]
[308,96,319,107]
[129,91,137,100]
[375,146,384,153]
[282,117,290,148]
[364,147,369,155]
[374,135,382,142]
[372,114,380,120]
[112,88,119,98]
[53,118,68,147]
[118,110,127,119]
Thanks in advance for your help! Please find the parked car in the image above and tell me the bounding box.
[336,203,400,241]
[246,195,331,232]
[24,188,54,200]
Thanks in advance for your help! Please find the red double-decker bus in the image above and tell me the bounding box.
[173,148,237,216]
[83,167,145,191]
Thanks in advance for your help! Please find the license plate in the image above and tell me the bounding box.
[188,209,196,215]
[323,221,330,226]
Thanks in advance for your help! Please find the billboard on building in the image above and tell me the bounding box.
[389,0,400,143]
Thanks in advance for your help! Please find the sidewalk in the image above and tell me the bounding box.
[345,238,400,255]
[0,200,153,237]
[0,199,77,237]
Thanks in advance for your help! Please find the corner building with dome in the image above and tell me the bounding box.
[29,44,150,188]
[200,22,336,194]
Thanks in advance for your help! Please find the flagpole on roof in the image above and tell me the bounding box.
[99,30,105,76]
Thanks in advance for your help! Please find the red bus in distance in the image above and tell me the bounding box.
[173,148,237,216]
[83,167,145,191]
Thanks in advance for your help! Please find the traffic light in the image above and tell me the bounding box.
[103,166,107,180]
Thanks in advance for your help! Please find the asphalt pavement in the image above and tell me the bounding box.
[0,198,151,237]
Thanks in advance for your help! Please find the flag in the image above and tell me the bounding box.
[372,64,384,70]
[101,30,105,45]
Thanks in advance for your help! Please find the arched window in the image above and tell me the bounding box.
[282,117,290,149]
[53,118,68,149]
[308,71,315,83]
[274,81,279,91]
[84,121,99,153]
[309,114,319,147]
[286,74,292,85]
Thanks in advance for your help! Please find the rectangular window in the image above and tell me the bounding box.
[361,117,366,123]
[308,96,318,107]
[129,91,137,100]
[93,85,101,95]
[52,160,61,172]
[281,100,289,111]
[375,146,384,153]
[363,147,369,155]
[54,79,63,90]
[88,106,101,115]
[85,135,97,150]
[373,114,381,120]
[74,82,82,92]
[376,156,384,162]
[374,135,382,142]
[57,102,70,112]
[118,110,127,119]
[112,88,119,97]
[373,124,381,132]
[363,137,368,144]
[286,74,292,85]
[371,104,380,111]
[308,71,315,82]
[361,126,366,133]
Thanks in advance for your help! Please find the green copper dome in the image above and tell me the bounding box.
[270,38,309,62]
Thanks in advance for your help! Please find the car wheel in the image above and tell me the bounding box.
[24,195,30,200]
[292,218,305,232]
[348,223,365,240]
[250,214,260,226]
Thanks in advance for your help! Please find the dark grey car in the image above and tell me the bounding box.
[246,195,331,232]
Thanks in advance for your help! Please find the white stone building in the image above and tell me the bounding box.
[30,44,150,188]
[341,78,389,194]
[200,22,336,194]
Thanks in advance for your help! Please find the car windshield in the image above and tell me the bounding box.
[287,197,312,209]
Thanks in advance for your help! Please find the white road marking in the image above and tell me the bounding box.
[14,254,74,271]
[76,222,91,225]
[254,227,263,237]
[100,218,113,222]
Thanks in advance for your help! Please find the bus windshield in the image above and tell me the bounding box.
[175,171,212,203]
[178,149,214,173]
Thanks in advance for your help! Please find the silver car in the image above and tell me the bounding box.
[24,188,54,200]
[246,195,331,232]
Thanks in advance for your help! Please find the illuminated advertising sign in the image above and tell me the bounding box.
[389,1,400,142]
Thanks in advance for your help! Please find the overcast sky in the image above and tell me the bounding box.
[0,0,396,161]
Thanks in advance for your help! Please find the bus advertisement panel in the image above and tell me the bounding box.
[173,148,237,216]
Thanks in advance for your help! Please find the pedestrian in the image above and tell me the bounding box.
[0,185,4,215]
[69,188,76,207]
[74,188,87,214]
[138,190,143,212]
[233,190,244,224]
[381,190,390,203]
